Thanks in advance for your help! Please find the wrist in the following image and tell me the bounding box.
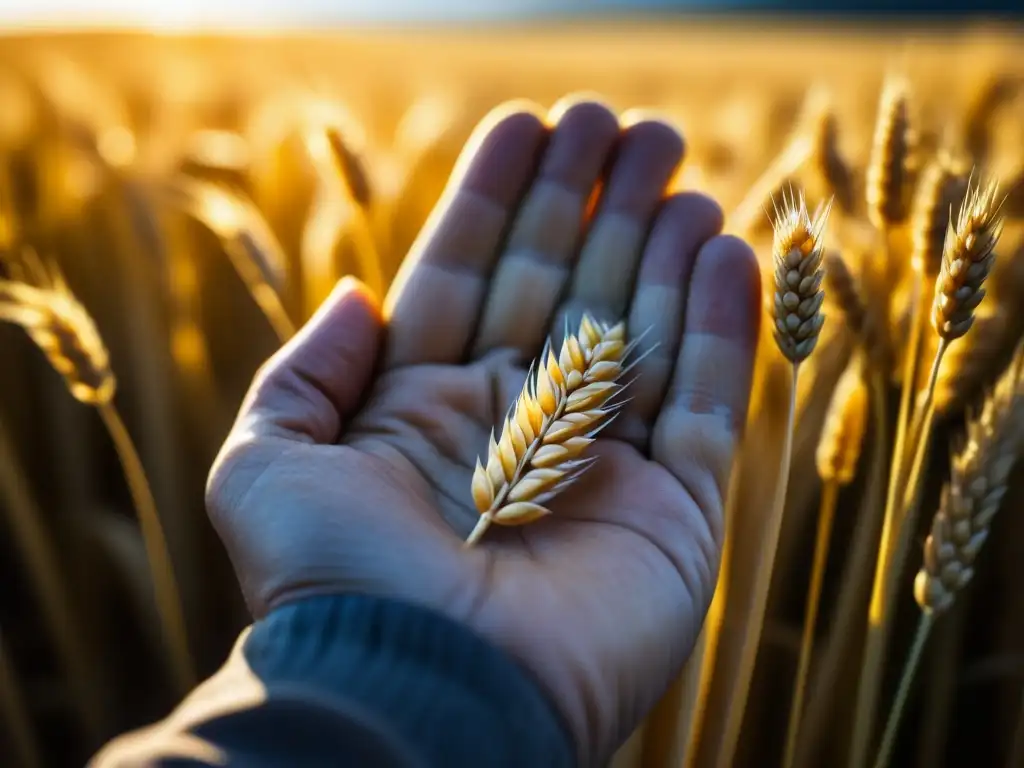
[247,593,577,767]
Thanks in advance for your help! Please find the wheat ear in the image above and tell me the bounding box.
[901,173,1004,512]
[873,342,1024,768]
[866,75,918,234]
[465,314,633,547]
[782,353,867,768]
[715,189,830,768]
[323,126,384,298]
[771,189,831,364]
[851,173,1004,768]
[911,152,970,279]
[0,259,195,694]
[810,108,856,217]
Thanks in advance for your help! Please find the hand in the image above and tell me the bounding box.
[206,97,761,765]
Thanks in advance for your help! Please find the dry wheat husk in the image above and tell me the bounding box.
[466,314,634,545]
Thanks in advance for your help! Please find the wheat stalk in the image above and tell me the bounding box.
[465,314,635,547]
[713,189,830,768]
[873,342,1024,768]
[782,353,867,768]
[0,256,195,695]
[851,172,1004,768]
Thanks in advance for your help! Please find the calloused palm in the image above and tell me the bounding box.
[207,98,761,765]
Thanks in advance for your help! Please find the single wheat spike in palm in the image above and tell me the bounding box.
[465,314,636,547]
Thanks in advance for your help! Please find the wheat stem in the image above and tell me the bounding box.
[782,479,839,768]
[717,362,799,768]
[849,340,947,768]
[97,402,195,694]
[873,614,934,768]
[465,513,493,547]
[793,367,889,767]
[896,341,947,522]
[890,269,925,508]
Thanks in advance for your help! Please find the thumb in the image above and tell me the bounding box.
[236,277,384,444]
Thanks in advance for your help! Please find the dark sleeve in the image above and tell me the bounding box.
[89,594,575,768]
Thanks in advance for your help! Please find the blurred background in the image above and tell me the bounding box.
[0,2,1023,767]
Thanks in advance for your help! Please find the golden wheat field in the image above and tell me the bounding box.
[2,19,1024,768]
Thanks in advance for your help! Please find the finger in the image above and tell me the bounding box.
[652,235,761,541]
[383,103,549,368]
[235,277,384,444]
[553,114,685,335]
[470,98,619,359]
[616,192,725,447]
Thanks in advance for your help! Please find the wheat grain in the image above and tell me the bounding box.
[816,355,869,485]
[916,343,1024,614]
[771,189,831,364]
[466,314,633,546]
[911,153,970,278]
[0,274,115,405]
[932,175,1004,341]
[866,75,918,231]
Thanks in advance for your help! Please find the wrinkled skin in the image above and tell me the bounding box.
[206,98,761,765]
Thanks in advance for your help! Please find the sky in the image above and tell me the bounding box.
[0,0,1008,29]
[0,0,690,30]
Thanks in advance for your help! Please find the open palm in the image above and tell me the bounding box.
[206,98,761,765]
